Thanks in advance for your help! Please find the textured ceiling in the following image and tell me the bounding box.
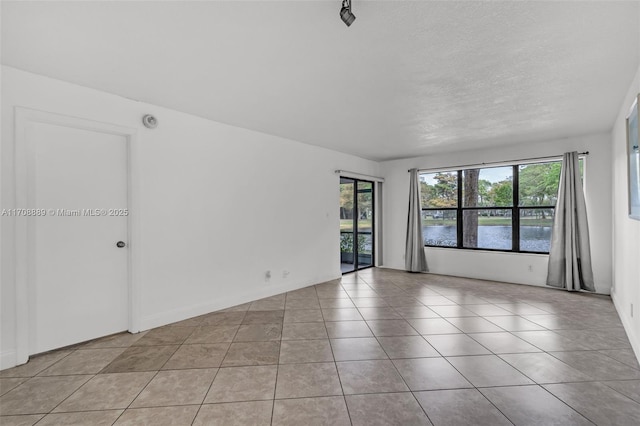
[2,1,639,161]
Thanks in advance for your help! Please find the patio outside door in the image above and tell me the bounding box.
[340,177,374,274]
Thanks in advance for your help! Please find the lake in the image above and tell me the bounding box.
[424,225,552,252]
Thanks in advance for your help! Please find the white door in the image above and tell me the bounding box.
[27,120,129,354]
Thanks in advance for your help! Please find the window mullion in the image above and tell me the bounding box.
[513,165,520,252]
[457,170,463,248]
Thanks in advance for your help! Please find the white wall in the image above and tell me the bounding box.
[611,64,640,361]
[0,66,379,369]
[380,133,613,294]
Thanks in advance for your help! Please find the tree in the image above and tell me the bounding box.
[429,173,458,208]
[339,183,354,219]
[519,163,561,207]
[478,179,492,206]
[490,179,513,207]
[463,169,479,247]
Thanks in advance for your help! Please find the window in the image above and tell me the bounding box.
[420,160,578,253]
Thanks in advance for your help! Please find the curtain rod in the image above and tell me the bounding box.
[408,151,589,173]
[335,169,385,182]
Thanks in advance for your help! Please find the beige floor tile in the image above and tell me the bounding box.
[499,352,595,384]
[193,401,272,426]
[393,306,440,319]
[484,315,546,331]
[415,389,512,426]
[377,336,440,359]
[114,406,200,426]
[445,317,505,333]
[468,332,542,354]
[325,321,373,338]
[321,308,363,321]
[204,365,277,403]
[283,309,324,323]
[549,350,640,381]
[0,378,27,397]
[36,410,123,426]
[81,331,148,349]
[273,396,351,426]
[481,385,592,426]
[358,307,403,320]
[351,298,389,308]
[131,368,216,407]
[407,318,462,335]
[0,375,92,415]
[54,372,155,412]
[162,343,230,369]
[286,287,318,299]
[282,322,328,340]
[249,299,286,311]
[285,298,320,310]
[447,355,534,387]
[0,414,44,426]
[393,358,472,391]
[276,362,342,398]
[101,345,179,373]
[0,351,73,378]
[544,382,640,426]
[330,337,388,361]
[39,348,126,375]
[2,268,637,424]
[133,327,195,346]
[599,348,640,369]
[366,319,418,336]
[346,392,431,426]
[234,324,282,342]
[184,325,238,344]
[280,340,334,363]
[425,334,491,356]
[222,342,280,366]
[337,360,408,394]
[318,298,354,308]
[602,380,640,403]
[511,330,591,351]
[201,311,246,325]
[243,310,285,324]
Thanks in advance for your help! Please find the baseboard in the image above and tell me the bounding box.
[1,350,17,370]
[139,272,341,331]
[611,289,640,365]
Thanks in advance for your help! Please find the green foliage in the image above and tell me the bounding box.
[421,173,457,208]
[490,180,513,206]
[519,163,561,206]
[421,162,563,209]
[340,233,369,254]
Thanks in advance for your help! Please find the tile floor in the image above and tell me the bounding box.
[1,268,640,425]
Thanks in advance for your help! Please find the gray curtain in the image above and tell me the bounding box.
[405,169,428,272]
[546,152,595,291]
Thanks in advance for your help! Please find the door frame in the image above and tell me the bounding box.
[14,107,141,364]
[340,176,375,273]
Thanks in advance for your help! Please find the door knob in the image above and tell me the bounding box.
[116,241,126,248]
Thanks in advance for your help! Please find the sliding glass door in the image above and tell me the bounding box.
[340,177,374,273]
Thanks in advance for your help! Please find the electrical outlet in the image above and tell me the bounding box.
[265,270,271,281]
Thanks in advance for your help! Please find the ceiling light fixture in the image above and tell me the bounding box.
[340,0,356,27]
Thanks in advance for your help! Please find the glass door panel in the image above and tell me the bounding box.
[340,177,374,274]
[357,181,373,268]
[340,178,356,273]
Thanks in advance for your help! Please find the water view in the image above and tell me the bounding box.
[424,225,552,252]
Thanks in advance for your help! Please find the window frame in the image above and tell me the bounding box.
[420,162,561,254]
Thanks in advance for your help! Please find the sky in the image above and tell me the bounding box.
[421,166,512,185]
